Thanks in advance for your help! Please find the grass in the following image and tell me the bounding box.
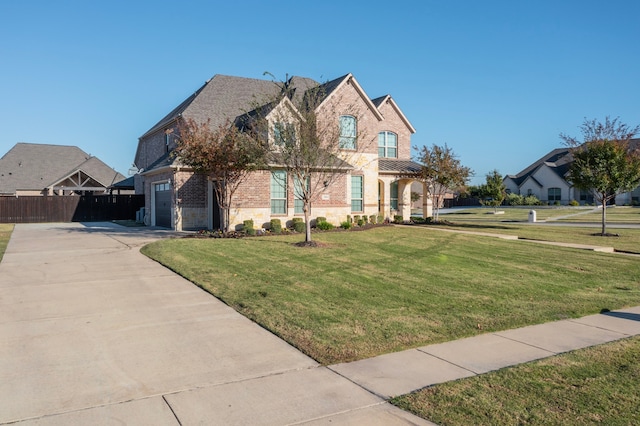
[0,224,14,262]
[142,226,640,365]
[434,207,640,253]
[438,206,640,223]
[392,336,640,425]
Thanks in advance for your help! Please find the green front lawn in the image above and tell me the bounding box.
[0,224,13,262]
[434,207,640,253]
[142,226,640,365]
[392,336,640,425]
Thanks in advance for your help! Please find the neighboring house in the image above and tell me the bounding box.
[504,139,640,205]
[0,143,125,196]
[134,73,432,230]
[108,176,136,195]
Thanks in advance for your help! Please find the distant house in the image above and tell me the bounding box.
[504,140,640,205]
[0,143,125,196]
[134,73,432,230]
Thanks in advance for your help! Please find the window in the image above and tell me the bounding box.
[378,131,397,158]
[351,175,363,212]
[270,171,287,214]
[273,122,295,147]
[155,182,169,191]
[548,187,561,201]
[294,175,309,214]
[339,115,357,150]
[390,181,398,210]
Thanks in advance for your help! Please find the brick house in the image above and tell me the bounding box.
[134,73,431,230]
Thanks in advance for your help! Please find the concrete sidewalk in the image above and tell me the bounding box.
[330,307,640,399]
[0,223,429,425]
[2,223,639,425]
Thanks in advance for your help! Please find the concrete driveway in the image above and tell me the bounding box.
[0,223,429,425]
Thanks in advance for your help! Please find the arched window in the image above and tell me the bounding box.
[339,115,357,150]
[378,131,397,158]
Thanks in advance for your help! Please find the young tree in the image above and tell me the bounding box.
[560,117,640,235]
[172,118,266,233]
[413,144,472,222]
[249,76,369,244]
[479,169,506,212]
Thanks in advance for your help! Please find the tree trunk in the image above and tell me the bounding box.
[601,194,607,235]
[222,206,230,233]
[304,203,312,242]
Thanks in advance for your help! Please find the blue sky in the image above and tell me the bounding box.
[1,0,638,184]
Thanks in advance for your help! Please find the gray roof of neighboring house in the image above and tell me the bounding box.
[505,147,573,187]
[110,175,135,189]
[0,143,125,194]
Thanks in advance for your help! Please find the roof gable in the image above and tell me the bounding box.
[0,143,123,194]
[317,74,384,121]
[372,95,416,134]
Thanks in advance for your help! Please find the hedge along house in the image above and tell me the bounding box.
[134,73,431,230]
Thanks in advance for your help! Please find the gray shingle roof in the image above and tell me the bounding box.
[0,143,125,194]
[140,74,321,139]
[378,158,422,173]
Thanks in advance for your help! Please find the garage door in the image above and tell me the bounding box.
[154,182,171,228]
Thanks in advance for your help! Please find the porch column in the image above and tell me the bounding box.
[422,182,433,218]
[398,181,412,222]
[379,179,391,221]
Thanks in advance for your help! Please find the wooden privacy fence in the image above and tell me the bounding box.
[0,195,145,223]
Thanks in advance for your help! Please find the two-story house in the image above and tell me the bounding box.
[134,73,431,230]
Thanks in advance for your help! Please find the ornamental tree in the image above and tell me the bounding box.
[246,75,369,244]
[412,144,472,222]
[560,117,640,235]
[172,117,266,233]
[479,169,506,213]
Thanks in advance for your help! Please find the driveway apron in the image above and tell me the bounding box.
[0,223,429,425]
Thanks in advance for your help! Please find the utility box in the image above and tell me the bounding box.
[528,209,537,223]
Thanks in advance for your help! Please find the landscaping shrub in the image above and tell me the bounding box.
[393,215,404,224]
[370,215,377,224]
[316,221,334,230]
[357,219,365,226]
[569,199,579,206]
[524,195,542,206]
[340,221,352,229]
[291,217,306,233]
[316,216,327,225]
[377,214,384,224]
[243,219,256,236]
[506,193,524,206]
[347,215,352,223]
[270,218,282,234]
[353,215,361,224]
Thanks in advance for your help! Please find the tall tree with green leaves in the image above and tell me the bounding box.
[479,169,506,213]
[172,117,266,233]
[413,144,472,222]
[560,117,640,235]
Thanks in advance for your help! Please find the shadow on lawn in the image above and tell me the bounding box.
[428,222,514,230]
